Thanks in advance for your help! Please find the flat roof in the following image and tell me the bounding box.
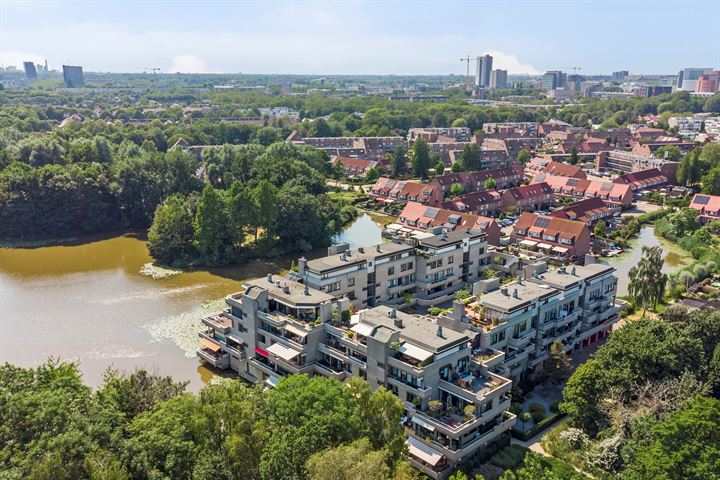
[244,276,335,305]
[480,280,558,312]
[357,305,468,352]
[531,262,615,290]
[417,229,485,248]
[305,242,414,273]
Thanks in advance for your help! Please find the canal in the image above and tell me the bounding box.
[606,226,690,296]
[0,214,385,390]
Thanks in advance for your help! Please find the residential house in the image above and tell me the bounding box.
[370,178,444,206]
[613,168,669,193]
[500,183,554,214]
[525,158,586,179]
[533,174,633,209]
[397,202,502,246]
[443,191,503,217]
[550,197,616,227]
[689,194,720,224]
[511,212,592,261]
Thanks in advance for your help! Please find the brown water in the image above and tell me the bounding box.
[607,226,690,296]
[0,214,383,390]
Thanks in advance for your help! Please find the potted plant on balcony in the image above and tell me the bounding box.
[428,400,444,413]
[463,405,476,421]
[390,341,402,356]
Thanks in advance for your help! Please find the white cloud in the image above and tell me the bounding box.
[486,50,539,75]
[167,55,211,74]
[0,50,45,69]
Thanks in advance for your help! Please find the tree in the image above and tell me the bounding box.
[703,94,720,114]
[519,412,532,433]
[701,166,720,196]
[410,138,431,179]
[666,207,700,238]
[147,194,197,264]
[594,221,607,238]
[450,182,464,197]
[251,180,278,243]
[517,149,531,165]
[500,453,561,480]
[624,396,720,480]
[435,160,446,176]
[451,161,463,173]
[628,245,668,316]
[365,167,380,183]
[451,117,468,128]
[560,359,607,435]
[569,146,579,166]
[305,439,389,480]
[654,145,683,162]
[431,112,448,128]
[484,177,497,190]
[543,340,573,385]
[390,145,407,177]
[194,185,235,263]
[460,143,482,171]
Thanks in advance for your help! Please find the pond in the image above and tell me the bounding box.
[0,214,384,390]
[606,226,690,296]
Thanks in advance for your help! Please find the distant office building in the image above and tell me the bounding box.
[643,85,673,97]
[676,68,713,91]
[490,69,508,89]
[475,54,493,87]
[541,70,566,90]
[62,65,85,87]
[696,71,720,93]
[23,61,37,80]
[611,70,629,81]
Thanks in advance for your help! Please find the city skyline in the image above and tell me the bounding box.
[1,0,718,75]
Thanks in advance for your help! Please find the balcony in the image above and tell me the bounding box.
[201,312,232,334]
[438,371,510,403]
[197,347,230,369]
[471,348,505,369]
[507,329,534,349]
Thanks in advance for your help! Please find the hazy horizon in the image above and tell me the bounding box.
[1,0,719,76]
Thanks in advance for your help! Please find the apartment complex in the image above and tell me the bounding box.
[198,254,621,478]
[533,174,633,209]
[297,231,489,309]
[431,165,524,196]
[62,65,85,87]
[596,150,680,184]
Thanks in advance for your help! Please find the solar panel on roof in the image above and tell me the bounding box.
[695,195,710,205]
[534,217,551,228]
[424,208,439,218]
[601,183,613,191]
[567,178,579,186]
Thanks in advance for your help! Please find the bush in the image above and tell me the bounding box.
[489,444,527,470]
[587,433,624,474]
[549,401,561,413]
[509,402,523,415]
[471,463,504,480]
[528,402,546,423]
[428,307,442,315]
[559,427,590,450]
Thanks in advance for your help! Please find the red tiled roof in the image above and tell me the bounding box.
[551,197,612,224]
[515,212,587,240]
[505,182,552,200]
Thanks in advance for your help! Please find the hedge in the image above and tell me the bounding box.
[511,412,566,442]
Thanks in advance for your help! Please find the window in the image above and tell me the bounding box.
[448,256,454,264]
[348,278,355,287]
[388,267,395,275]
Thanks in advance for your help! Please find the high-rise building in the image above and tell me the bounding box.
[23,61,37,80]
[696,71,720,93]
[490,69,508,89]
[480,54,493,87]
[611,70,629,81]
[475,56,483,87]
[541,70,566,90]
[676,68,713,91]
[62,65,85,87]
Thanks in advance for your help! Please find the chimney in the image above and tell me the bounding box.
[571,266,576,276]
[389,307,397,318]
[304,285,309,296]
[436,325,444,338]
[376,245,381,253]
[517,275,523,285]
[452,300,464,321]
[340,252,347,261]
[267,273,273,283]
[283,282,290,294]
[512,288,519,299]
[501,287,509,296]
[358,246,364,253]
[298,257,307,273]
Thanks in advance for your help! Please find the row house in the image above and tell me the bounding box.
[613,168,669,193]
[429,141,473,164]
[499,182,554,214]
[533,174,633,209]
[585,128,632,148]
[538,119,573,136]
[292,136,405,160]
[443,191,503,218]
[447,143,510,171]
[630,139,695,157]
[330,156,379,178]
[550,197,617,227]
[525,158,586,179]
[431,165,524,196]
[483,137,543,159]
[481,122,540,136]
[397,202,502,246]
[370,178,444,206]
[556,140,612,155]
[511,212,591,261]
[689,194,720,224]
[632,126,668,141]
[408,127,471,143]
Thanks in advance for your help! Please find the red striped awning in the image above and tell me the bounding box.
[255,346,269,358]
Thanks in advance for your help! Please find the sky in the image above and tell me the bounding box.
[1,0,719,76]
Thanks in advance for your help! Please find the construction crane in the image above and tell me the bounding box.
[138,67,161,74]
[571,66,582,75]
[460,55,472,88]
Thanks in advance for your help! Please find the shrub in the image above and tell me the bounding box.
[549,401,561,413]
[472,463,504,480]
[559,427,590,450]
[428,307,442,315]
[528,402,546,423]
[509,402,523,415]
[489,445,527,470]
[587,433,624,474]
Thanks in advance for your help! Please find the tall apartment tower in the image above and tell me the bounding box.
[475,54,493,88]
[490,69,508,89]
[23,61,37,80]
[62,65,85,87]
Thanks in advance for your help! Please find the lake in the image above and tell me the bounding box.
[0,213,385,390]
[606,226,690,296]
